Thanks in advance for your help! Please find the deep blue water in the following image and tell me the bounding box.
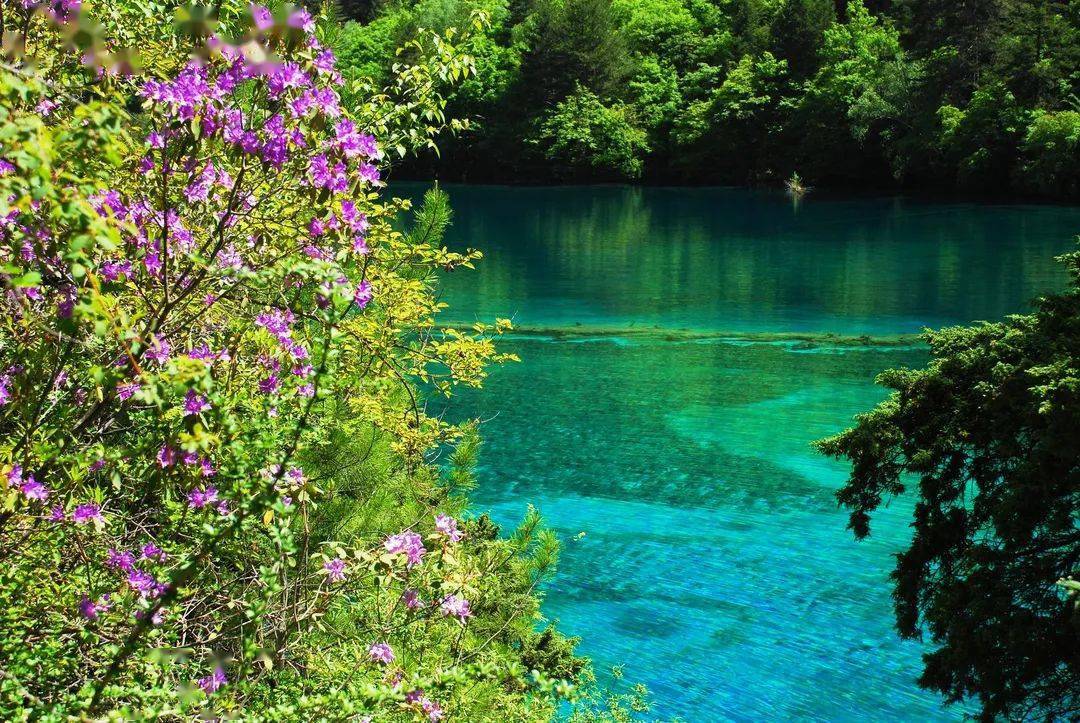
[407,184,1080,721]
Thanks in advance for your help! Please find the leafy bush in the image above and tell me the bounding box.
[0,2,590,719]
[538,85,649,180]
[1019,110,1080,197]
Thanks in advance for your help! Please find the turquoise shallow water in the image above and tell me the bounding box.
[405,184,1080,721]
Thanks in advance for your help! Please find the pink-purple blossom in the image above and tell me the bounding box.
[127,568,163,598]
[145,335,171,365]
[384,531,425,567]
[188,486,219,509]
[79,594,111,620]
[434,514,463,542]
[401,588,423,610]
[141,543,167,562]
[368,642,394,664]
[354,281,373,309]
[440,594,472,621]
[183,389,211,417]
[157,445,177,468]
[106,549,136,571]
[197,666,228,694]
[72,503,103,526]
[20,475,48,501]
[324,557,346,582]
[117,381,141,400]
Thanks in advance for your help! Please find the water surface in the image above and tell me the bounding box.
[409,184,1080,721]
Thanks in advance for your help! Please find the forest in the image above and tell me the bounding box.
[1,1,1078,721]
[335,0,1080,198]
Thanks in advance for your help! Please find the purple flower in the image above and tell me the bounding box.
[157,445,177,468]
[144,250,162,277]
[258,375,280,395]
[339,200,368,233]
[251,4,273,30]
[287,7,315,32]
[189,344,230,362]
[359,162,381,185]
[422,698,444,722]
[72,503,103,526]
[135,607,165,625]
[401,588,423,610]
[141,543,167,562]
[117,381,140,400]
[187,486,219,509]
[384,531,425,568]
[145,335,170,365]
[309,154,346,191]
[324,557,346,582]
[20,475,48,501]
[440,594,472,621]
[127,568,161,598]
[106,548,136,571]
[406,692,444,722]
[0,159,15,175]
[256,308,294,344]
[368,642,394,664]
[100,260,132,281]
[314,50,337,76]
[50,506,65,522]
[197,666,228,694]
[334,119,371,159]
[79,594,111,620]
[183,389,211,417]
[268,63,309,98]
[434,514,463,543]
[354,281,373,309]
[36,98,58,116]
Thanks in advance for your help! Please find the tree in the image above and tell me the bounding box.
[516,0,630,104]
[796,0,908,183]
[936,83,1030,193]
[537,85,649,179]
[768,0,835,80]
[817,248,1080,720]
[673,51,790,180]
[1020,109,1080,197]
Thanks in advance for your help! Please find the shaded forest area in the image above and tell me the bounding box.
[334,0,1080,199]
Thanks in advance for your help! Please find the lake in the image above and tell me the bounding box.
[405,184,1080,721]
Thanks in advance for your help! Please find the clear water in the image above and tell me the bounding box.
[405,184,1080,721]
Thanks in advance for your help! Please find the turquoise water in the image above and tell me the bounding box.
[408,185,1080,721]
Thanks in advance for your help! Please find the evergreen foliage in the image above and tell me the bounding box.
[817,247,1080,720]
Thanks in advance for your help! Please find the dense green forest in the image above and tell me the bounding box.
[334,0,1080,198]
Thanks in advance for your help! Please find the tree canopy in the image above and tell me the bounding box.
[335,0,1080,197]
[817,248,1080,720]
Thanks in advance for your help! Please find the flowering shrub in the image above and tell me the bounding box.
[0,2,585,719]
